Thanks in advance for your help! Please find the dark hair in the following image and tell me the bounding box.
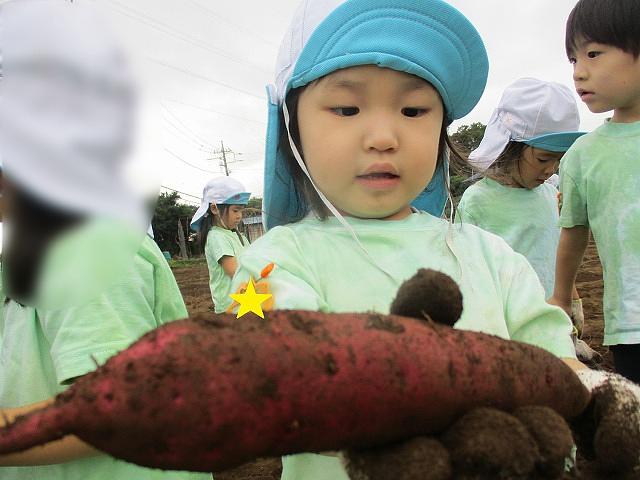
[278,85,469,223]
[2,182,82,303]
[197,204,246,252]
[484,141,529,185]
[566,0,640,58]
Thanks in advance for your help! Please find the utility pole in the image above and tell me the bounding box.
[208,140,241,176]
[220,140,230,176]
[177,218,188,259]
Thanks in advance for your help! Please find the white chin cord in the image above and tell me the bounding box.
[282,102,395,281]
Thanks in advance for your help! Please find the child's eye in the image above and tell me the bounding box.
[331,106,359,116]
[402,107,427,118]
[568,57,577,65]
[587,51,601,58]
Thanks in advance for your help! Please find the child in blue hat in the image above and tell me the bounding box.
[231,0,588,477]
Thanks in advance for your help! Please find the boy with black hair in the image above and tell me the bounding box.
[551,0,640,382]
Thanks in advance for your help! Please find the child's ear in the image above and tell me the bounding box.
[209,204,218,216]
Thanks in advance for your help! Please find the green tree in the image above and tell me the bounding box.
[449,122,486,198]
[151,192,197,257]
[244,197,263,218]
[451,122,486,153]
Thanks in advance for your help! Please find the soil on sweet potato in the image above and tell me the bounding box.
[172,239,612,480]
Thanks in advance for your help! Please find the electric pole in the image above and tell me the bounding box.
[208,140,241,176]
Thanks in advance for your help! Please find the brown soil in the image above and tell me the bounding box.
[171,239,610,480]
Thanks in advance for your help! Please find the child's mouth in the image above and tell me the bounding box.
[358,172,399,179]
[578,90,594,101]
[356,172,400,189]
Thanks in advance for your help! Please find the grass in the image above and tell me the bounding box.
[168,257,207,269]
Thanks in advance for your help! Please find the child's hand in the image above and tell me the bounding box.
[573,370,640,474]
[342,406,574,479]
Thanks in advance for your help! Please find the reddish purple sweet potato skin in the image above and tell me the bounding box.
[0,311,590,472]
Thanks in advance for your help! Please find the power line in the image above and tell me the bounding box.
[162,98,267,126]
[160,185,202,205]
[146,56,264,102]
[161,186,201,200]
[161,118,211,151]
[159,101,218,150]
[182,0,278,48]
[97,0,271,75]
[164,147,218,173]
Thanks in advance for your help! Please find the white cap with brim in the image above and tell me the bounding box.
[469,77,586,171]
[264,0,489,230]
[0,0,145,229]
[190,176,250,232]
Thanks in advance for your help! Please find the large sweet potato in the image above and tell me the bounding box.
[0,310,589,472]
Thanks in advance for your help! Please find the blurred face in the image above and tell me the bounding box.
[0,172,4,222]
[296,65,444,220]
[570,40,640,123]
[513,147,562,189]
[221,204,244,229]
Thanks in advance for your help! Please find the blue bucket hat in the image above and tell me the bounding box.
[263,0,489,230]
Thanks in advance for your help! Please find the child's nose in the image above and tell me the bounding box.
[363,117,399,152]
[545,160,559,175]
[573,62,587,82]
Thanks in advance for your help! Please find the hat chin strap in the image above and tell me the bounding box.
[282,102,394,281]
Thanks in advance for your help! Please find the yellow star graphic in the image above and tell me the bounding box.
[229,277,273,319]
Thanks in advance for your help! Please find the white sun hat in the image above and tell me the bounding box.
[0,0,145,229]
[469,78,586,171]
[190,177,250,231]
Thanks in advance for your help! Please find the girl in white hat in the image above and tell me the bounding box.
[227,2,611,478]
[190,176,250,313]
[456,78,599,362]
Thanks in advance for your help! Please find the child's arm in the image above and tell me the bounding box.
[550,226,589,315]
[0,398,99,466]
[219,255,238,277]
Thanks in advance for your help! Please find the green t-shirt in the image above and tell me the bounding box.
[559,120,640,345]
[232,212,575,480]
[205,227,248,313]
[0,236,212,480]
[456,177,560,298]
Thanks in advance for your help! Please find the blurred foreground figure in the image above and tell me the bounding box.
[0,2,211,479]
[0,0,149,309]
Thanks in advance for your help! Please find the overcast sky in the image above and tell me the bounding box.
[83,0,609,204]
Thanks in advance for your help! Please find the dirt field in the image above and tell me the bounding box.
[171,240,609,480]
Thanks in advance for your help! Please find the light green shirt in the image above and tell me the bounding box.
[232,212,575,480]
[205,227,248,313]
[0,236,212,480]
[560,120,640,345]
[456,177,560,298]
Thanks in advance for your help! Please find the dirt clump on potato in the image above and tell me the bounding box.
[390,269,463,327]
